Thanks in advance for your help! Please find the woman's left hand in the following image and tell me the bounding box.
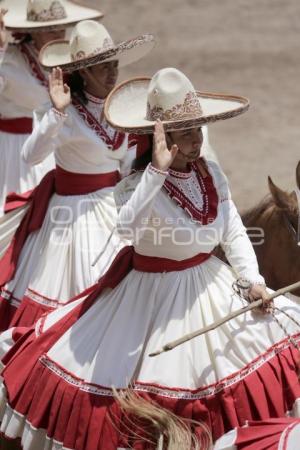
[248,284,273,313]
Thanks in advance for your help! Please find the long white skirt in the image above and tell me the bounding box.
[0,205,28,258]
[0,255,299,449]
[0,186,126,327]
[0,131,55,217]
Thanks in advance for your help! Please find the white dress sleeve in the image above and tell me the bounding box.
[114,164,167,241]
[0,44,47,111]
[0,43,8,94]
[208,160,265,284]
[22,106,68,165]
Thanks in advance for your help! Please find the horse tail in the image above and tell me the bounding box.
[113,388,212,449]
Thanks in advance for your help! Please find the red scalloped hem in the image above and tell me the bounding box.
[1,342,299,448]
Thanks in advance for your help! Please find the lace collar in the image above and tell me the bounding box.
[85,91,106,105]
[164,159,218,224]
[168,165,192,179]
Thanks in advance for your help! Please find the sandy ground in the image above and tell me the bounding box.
[76,0,300,210]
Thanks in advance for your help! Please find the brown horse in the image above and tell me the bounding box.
[242,161,300,296]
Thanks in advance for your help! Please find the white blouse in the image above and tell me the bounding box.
[22,95,132,175]
[114,161,265,284]
[0,42,49,118]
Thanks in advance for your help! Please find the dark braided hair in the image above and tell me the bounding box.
[132,135,153,171]
[68,71,88,104]
[12,32,32,44]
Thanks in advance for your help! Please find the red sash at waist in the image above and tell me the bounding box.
[0,167,121,287]
[133,251,212,272]
[5,166,121,213]
[55,166,120,195]
[0,117,33,134]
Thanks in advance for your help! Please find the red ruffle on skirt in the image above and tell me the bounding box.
[10,294,55,328]
[6,282,100,329]
[0,290,19,331]
[235,418,300,449]
[1,248,299,447]
[1,332,299,448]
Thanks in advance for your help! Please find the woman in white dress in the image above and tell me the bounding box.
[0,68,299,450]
[0,0,102,217]
[0,20,154,330]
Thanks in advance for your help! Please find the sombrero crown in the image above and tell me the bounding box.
[105,68,250,134]
[69,20,114,62]
[40,20,155,72]
[27,0,66,22]
[147,69,203,122]
[2,0,103,32]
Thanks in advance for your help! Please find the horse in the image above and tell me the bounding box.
[242,161,300,297]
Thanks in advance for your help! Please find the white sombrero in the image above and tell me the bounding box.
[2,0,103,33]
[39,20,155,72]
[104,68,250,134]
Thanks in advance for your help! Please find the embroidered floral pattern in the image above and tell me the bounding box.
[72,96,126,151]
[59,34,154,73]
[27,1,67,22]
[164,159,218,224]
[71,38,114,61]
[102,37,115,50]
[147,91,202,121]
[118,34,152,52]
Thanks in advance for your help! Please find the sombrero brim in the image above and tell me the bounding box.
[39,34,155,72]
[104,78,250,134]
[2,0,103,32]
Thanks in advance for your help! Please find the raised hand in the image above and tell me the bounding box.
[49,67,71,113]
[0,9,8,49]
[152,120,178,171]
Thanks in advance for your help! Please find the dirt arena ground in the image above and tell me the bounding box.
[77,0,300,210]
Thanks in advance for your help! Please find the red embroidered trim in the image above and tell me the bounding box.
[148,164,169,176]
[163,159,218,224]
[37,333,300,400]
[84,91,105,105]
[72,96,126,151]
[52,107,68,118]
[26,288,64,309]
[19,43,48,87]
[168,167,192,179]
[0,289,21,308]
